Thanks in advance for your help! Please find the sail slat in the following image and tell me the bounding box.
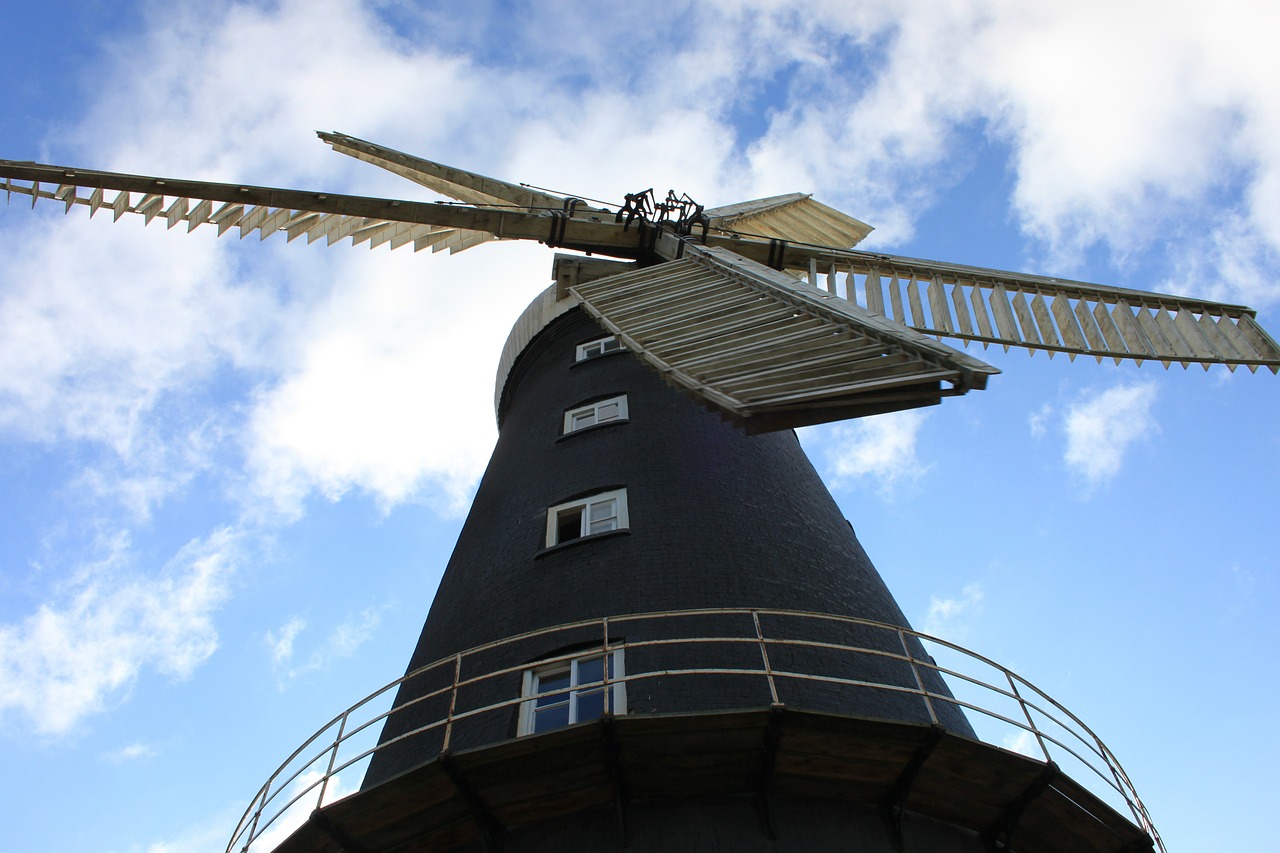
[570,244,997,432]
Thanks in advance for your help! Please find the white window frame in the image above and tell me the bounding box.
[545,488,628,547]
[563,394,628,434]
[518,649,626,735]
[575,335,624,362]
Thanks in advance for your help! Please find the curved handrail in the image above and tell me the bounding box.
[226,608,1164,853]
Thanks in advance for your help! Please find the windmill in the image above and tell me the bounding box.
[4,135,1277,853]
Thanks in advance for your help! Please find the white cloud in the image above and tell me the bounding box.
[267,609,381,687]
[0,529,238,736]
[923,582,985,638]
[266,617,306,669]
[730,0,1280,304]
[1028,402,1053,438]
[1063,383,1157,486]
[242,245,543,519]
[242,769,356,853]
[132,801,246,853]
[822,410,930,493]
[1002,729,1040,758]
[103,741,158,763]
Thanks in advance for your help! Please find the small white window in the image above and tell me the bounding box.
[575,335,624,361]
[563,395,628,434]
[519,650,626,735]
[546,488,628,547]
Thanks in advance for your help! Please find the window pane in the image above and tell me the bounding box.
[575,688,606,722]
[575,656,604,685]
[536,670,570,697]
[570,410,595,429]
[533,703,570,732]
[597,402,619,422]
[588,499,617,534]
[588,499,616,522]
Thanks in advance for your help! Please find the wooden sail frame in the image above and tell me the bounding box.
[569,245,998,430]
[3,134,1278,428]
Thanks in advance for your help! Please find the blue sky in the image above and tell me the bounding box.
[1,2,1278,851]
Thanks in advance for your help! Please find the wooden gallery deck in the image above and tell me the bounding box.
[272,707,1150,853]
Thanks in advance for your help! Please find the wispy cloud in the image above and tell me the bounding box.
[103,740,158,763]
[1002,729,1040,758]
[266,617,306,670]
[0,529,238,736]
[1063,383,1157,487]
[823,410,930,495]
[923,582,985,638]
[267,609,381,687]
[1028,402,1053,438]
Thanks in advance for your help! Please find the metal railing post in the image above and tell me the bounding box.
[240,777,271,852]
[442,653,463,752]
[751,610,780,705]
[601,616,612,713]
[317,712,349,809]
[1006,671,1051,761]
[898,627,938,724]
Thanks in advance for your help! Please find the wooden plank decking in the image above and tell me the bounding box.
[270,707,1152,853]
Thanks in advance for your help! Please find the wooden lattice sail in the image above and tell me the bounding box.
[3,132,1277,436]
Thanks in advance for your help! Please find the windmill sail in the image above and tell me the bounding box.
[705,193,874,250]
[4,137,1279,384]
[0,160,636,256]
[318,131,574,212]
[699,238,1280,374]
[570,243,998,431]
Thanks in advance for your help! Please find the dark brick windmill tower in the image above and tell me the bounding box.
[5,136,1279,853]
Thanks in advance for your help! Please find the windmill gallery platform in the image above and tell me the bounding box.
[226,292,1164,853]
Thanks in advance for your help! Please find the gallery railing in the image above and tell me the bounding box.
[226,608,1164,853]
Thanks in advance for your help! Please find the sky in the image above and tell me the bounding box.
[1,2,1278,851]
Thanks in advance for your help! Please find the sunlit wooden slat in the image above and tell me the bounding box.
[211,202,244,236]
[57,184,76,214]
[237,205,269,239]
[258,207,294,239]
[1172,308,1215,362]
[1196,313,1240,367]
[1072,299,1108,363]
[165,197,188,230]
[989,286,1020,351]
[413,229,455,252]
[137,193,164,225]
[907,276,927,330]
[970,286,995,346]
[888,275,905,324]
[1236,315,1280,373]
[1051,294,1086,359]
[1030,295,1061,357]
[927,276,953,334]
[187,198,213,232]
[865,269,885,316]
[1153,309,1193,368]
[1012,291,1041,346]
[1092,303,1131,364]
[950,282,974,338]
[323,215,362,246]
